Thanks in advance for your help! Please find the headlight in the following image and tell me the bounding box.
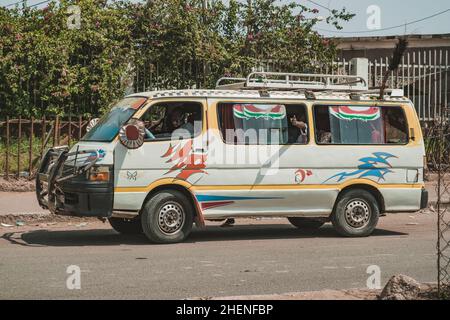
[88,166,110,182]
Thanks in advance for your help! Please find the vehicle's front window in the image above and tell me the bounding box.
[82,97,147,142]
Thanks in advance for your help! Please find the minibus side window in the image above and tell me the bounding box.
[141,101,203,141]
[313,105,408,145]
[217,103,308,145]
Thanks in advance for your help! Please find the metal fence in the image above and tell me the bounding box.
[0,116,91,179]
[331,50,450,122]
[433,110,450,298]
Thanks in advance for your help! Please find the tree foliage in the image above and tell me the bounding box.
[0,0,354,118]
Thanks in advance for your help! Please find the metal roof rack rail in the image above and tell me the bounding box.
[216,71,369,92]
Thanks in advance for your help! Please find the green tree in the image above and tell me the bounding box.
[0,0,354,118]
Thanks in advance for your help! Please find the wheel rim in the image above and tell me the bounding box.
[158,202,185,235]
[344,199,371,229]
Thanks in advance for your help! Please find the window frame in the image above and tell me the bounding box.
[140,100,205,143]
[216,101,310,146]
[312,103,410,146]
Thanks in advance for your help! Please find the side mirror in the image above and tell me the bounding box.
[119,118,145,149]
[86,118,100,132]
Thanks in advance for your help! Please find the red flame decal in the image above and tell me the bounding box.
[161,140,207,180]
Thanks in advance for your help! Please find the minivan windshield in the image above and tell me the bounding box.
[81,97,147,142]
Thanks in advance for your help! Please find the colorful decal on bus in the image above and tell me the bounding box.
[87,149,106,162]
[295,169,313,184]
[323,152,397,183]
[330,106,381,122]
[233,104,286,120]
[161,140,207,180]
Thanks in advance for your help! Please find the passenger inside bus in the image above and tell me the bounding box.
[288,112,308,144]
[142,103,201,140]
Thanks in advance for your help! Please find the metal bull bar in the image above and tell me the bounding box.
[36,146,100,214]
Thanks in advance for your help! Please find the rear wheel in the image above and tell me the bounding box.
[331,189,379,237]
[108,217,142,234]
[141,190,194,244]
[288,217,325,229]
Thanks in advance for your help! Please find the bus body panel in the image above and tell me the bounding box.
[109,98,425,219]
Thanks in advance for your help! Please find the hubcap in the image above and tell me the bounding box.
[344,199,371,229]
[158,202,185,235]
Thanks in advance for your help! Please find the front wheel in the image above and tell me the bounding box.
[141,190,194,244]
[331,189,380,237]
[108,217,142,234]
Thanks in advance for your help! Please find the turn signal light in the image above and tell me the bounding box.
[89,172,109,182]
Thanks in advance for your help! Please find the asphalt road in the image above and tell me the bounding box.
[0,212,437,299]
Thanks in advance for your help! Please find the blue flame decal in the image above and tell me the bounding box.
[324,152,397,183]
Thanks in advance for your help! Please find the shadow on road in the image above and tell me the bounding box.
[2,223,408,247]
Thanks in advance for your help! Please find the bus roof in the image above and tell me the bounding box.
[126,89,410,103]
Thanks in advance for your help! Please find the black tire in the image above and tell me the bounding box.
[288,217,325,229]
[141,190,194,244]
[331,189,380,237]
[108,217,143,234]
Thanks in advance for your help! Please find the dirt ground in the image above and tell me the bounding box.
[0,177,35,192]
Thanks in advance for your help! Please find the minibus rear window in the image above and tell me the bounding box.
[313,105,408,145]
[81,97,147,142]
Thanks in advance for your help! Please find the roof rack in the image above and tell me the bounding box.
[216,71,369,92]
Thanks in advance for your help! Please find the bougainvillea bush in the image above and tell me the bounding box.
[0,0,353,118]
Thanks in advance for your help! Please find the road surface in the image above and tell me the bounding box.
[0,211,437,299]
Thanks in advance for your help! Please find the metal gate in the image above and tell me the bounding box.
[333,50,450,121]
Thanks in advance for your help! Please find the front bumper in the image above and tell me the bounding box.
[36,147,113,217]
[59,180,114,217]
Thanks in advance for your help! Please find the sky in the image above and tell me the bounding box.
[1,0,450,38]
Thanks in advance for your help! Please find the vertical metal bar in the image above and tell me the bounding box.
[401,55,405,91]
[413,52,417,117]
[78,115,82,140]
[446,50,449,115]
[57,116,61,146]
[41,116,46,158]
[17,117,22,177]
[53,117,58,147]
[423,51,427,120]
[418,51,422,120]
[434,49,438,119]
[5,116,9,180]
[429,50,432,120]
[439,50,443,117]
[374,59,378,88]
[407,52,410,98]
[68,116,72,147]
[28,117,34,176]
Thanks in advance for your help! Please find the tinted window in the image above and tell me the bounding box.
[218,103,308,145]
[314,105,408,145]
